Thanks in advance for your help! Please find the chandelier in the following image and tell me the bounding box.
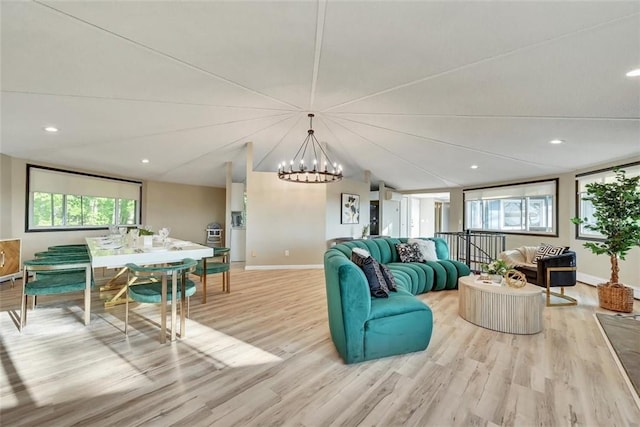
[277,113,343,184]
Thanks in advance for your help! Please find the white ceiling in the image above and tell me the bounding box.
[2,1,639,190]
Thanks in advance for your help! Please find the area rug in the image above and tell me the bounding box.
[595,313,640,410]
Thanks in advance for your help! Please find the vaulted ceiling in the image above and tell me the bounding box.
[2,1,639,190]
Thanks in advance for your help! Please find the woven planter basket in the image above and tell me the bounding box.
[597,283,634,313]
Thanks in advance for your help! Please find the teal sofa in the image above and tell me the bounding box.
[324,237,471,364]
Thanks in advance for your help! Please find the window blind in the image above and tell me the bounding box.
[29,167,141,200]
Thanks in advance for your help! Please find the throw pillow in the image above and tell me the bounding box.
[408,238,438,261]
[351,251,390,298]
[379,263,398,292]
[396,242,424,263]
[533,244,568,262]
[352,247,371,258]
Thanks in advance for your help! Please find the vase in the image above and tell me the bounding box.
[491,274,503,284]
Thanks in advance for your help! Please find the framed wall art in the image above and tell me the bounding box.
[341,193,360,224]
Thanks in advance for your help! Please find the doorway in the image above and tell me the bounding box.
[404,193,450,237]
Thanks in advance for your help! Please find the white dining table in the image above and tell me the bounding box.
[86,236,214,342]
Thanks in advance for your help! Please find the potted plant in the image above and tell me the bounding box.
[481,259,510,284]
[361,224,370,239]
[571,168,640,312]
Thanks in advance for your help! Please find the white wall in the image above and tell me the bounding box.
[245,170,328,267]
[0,154,12,238]
[419,198,435,237]
[144,180,225,245]
[447,188,464,232]
[325,177,370,241]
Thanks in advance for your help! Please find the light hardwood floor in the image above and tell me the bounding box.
[1,266,639,427]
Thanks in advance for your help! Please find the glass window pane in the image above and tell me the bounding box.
[528,196,552,233]
[66,195,82,226]
[502,199,523,230]
[119,199,137,225]
[464,179,557,235]
[32,192,53,227]
[579,196,604,238]
[52,194,64,226]
[82,196,115,226]
[574,163,640,240]
[485,200,501,230]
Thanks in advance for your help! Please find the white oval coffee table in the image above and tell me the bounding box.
[458,275,544,334]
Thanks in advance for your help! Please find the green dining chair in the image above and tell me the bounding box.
[47,244,89,253]
[125,258,197,343]
[193,247,231,303]
[32,251,91,276]
[20,258,93,332]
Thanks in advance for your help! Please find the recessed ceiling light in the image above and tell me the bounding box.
[44,126,59,133]
[626,68,640,77]
[141,159,150,164]
[470,164,479,169]
[549,139,564,144]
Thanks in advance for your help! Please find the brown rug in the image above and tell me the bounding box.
[595,313,640,409]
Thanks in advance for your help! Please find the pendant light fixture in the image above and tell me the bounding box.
[277,113,342,183]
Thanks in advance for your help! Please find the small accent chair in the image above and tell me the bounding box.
[20,258,93,332]
[500,246,577,307]
[125,258,197,343]
[193,247,231,303]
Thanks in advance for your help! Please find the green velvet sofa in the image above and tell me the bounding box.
[324,237,471,364]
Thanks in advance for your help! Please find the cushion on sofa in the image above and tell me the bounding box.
[351,251,390,298]
[408,238,438,261]
[396,242,424,263]
[533,244,568,262]
[379,263,398,292]
[352,247,371,258]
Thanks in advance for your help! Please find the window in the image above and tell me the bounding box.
[575,162,640,240]
[464,179,558,236]
[26,165,142,232]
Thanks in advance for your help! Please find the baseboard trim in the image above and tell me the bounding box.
[578,273,640,300]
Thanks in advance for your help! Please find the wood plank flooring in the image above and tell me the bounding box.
[1,266,639,426]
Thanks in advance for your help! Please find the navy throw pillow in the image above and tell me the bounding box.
[351,251,390,298]
[379,263,398,292]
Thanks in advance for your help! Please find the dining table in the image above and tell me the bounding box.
[86,236,214,342]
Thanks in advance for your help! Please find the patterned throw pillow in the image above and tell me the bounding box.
[351,251,390,298]
[408,238,438,261]
[379,263,398,292]
[533,244,567,262]
[396,243,424,263]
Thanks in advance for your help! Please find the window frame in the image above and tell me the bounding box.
[574,161,640,241]
[463,178,559,237]
[25,164,143,233]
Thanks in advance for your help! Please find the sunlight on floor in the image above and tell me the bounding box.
[1,304,283,411]
[178,320,283,368]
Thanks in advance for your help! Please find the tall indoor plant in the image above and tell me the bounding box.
[572,168,640,311]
